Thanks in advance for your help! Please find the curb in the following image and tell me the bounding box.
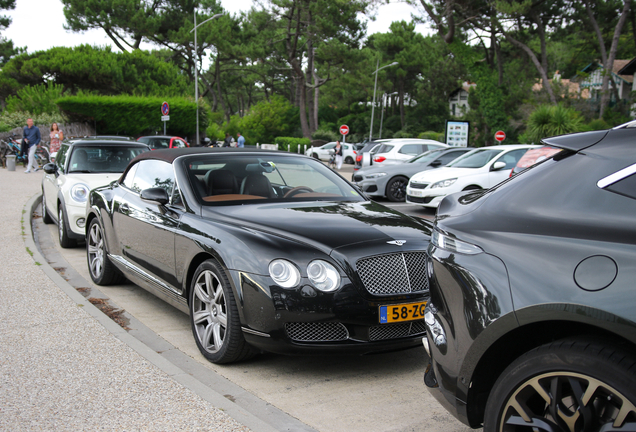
[24,194,291,432]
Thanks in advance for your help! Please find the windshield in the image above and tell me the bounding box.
[185,154,365,205]
[68,146,148,173]
[407,149,445,164]
[447,149,503,168]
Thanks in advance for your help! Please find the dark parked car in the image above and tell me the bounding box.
[422,125,636,430]
[86,148,433,364]
[352,147,473,201]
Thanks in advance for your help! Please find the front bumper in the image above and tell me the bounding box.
[234,270,429,355]
[65,202,88,238]
[422,244,514,427]
[406,192,445,208]
[352,179,385,197]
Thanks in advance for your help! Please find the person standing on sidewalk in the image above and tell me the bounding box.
[237,132,245,148]
[49,122,64,153]
[23,118,41,173]
[334,141,343,170]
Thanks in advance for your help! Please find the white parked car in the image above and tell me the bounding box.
[406,144,537,208]
[305,142,356,164]
[41,139,150,247]
[371,139,448,166]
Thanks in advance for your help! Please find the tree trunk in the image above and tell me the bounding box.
[215,59,229,121]
[399,83,405,129]
[599,0,631,118]
[504,33,557,105]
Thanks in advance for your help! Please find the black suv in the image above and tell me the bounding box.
[423,123,636,431]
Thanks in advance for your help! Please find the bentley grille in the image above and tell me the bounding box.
[369,320,426,341]
[356,252,429,295]
[285,322,349,342]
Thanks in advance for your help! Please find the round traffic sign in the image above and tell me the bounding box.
[161,101,170,116]
[339,124,349,135]
[495,130,506,142]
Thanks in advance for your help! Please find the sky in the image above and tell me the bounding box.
[4,0,432,54]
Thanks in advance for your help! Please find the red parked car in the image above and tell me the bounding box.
[137,135,189,150]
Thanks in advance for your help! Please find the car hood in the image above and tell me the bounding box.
[410,167,481,183]
[202,200,432,253]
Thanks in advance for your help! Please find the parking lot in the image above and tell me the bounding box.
[31,160,469,432]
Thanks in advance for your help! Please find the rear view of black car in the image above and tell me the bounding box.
[423,123,636,431]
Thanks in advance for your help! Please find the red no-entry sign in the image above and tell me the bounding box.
[495,130,506,142]
[339,125,349,135]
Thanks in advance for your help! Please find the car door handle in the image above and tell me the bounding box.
[120,203,130,213]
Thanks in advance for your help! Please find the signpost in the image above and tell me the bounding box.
[495,130,506,143]
[445,120,470,147]
[339,124,349,143]
[161,102,170,134]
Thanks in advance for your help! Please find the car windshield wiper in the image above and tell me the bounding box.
[69,170,93,173]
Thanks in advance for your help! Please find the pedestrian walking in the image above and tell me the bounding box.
[222,133,231,147]
[237,132,245,148]
[49,122,64,153]
[334,141,343,170]
[23,118,41,173]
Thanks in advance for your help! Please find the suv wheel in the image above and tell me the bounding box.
[484,337,636,431]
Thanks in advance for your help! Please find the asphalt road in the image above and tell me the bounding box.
[33,161,473,432]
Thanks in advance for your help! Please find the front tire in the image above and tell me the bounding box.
[41,189,53,224]
[58,205,77,248]
[386,176,408,202]
[87,218,125,285]
[345,156,354,164]
[484,338,636,432]
[189,260,256,364]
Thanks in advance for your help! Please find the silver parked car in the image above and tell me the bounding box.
[353,147,473,201]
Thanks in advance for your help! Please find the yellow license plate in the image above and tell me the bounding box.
[379,301,427,324]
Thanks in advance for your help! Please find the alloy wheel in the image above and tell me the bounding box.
[87,222,104,279]
[192,270,228,354]
[58,208,65,242]
[499,371,636,431]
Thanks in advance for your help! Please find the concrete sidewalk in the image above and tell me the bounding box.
[0,165,270,431]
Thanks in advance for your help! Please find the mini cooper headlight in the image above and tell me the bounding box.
[70,183,90,203]
[430,178,457,189]
[307,260,341,292]
[269,259,300,288]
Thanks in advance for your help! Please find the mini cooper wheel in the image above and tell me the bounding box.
[41,189,53,224]
[484,338,636,432]
[58,205,76,248]
[386,176,408,202]
[87,218,125,285]
[189,260,255,364]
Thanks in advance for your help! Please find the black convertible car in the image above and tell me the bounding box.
[86,148,433,363]
[423,124,636,430]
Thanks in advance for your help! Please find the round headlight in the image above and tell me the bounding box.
[307,260,341,292]
[269,259,300,288]
[70,183,90,203]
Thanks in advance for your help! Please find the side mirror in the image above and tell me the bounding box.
[429,160,442,167]
[140,187,169,205]
[43,163,57,174]
[491,161,507,171]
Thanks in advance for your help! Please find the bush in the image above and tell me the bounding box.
[393,130,414,138]
[312,128,338,142]
[57,95,207,137]
[418,131,444,142]
[236,96,299,145]
[0,110,67,129]
[274,137,311,153]
[526,104,583,143]
[6,82,65,115]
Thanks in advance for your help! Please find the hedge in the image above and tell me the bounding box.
[274,137,311,154]
[56,95,208,137]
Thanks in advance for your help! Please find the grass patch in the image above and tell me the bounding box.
[25,247,33,257]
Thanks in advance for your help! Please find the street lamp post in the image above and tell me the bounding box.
[190,12,223,146]
[369,60,399,140]
[379,91,398,139]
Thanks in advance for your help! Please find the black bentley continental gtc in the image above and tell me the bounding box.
[86,148,433,363]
